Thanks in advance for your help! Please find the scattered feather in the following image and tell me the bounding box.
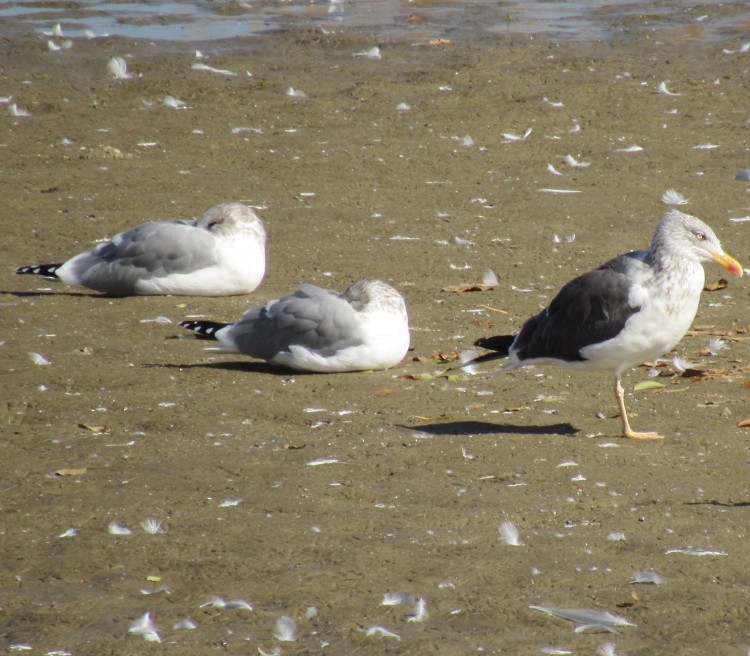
[692,143,719,150]
[28,352,51,366]
[173,618,197,630]
[8,103,31,117]
[219,498,242,507]
[657,81,681,96]
[287,87,307,98]
[530,606,636,633]
[274,615,297,641]
[163,95,188,109]
[396,102,411,111]
[661,189,688,205]
[543,97,564,108]
[108,522,133,536]
[128,612,161,642]
[107,56,133,80]
[407,598,429,622]
[547,163,563,176]
[365,626,401,640]
[306,458,339,466]
[607,531,626,542]
[141,518,165,534]
[708,337,727,355]
[538,188,581,194]
[482,269,499,285]
[633,380,665,391]
[665,547,727,556]
[564,154,590,168]
[722,42,750,54]
[191,62,237,76]
[671,355,694,374]
[225,599,253,610]
[42,23,64,37]
[382,591,415,606]
[354,46,381,59]
[58,528,77,538]
[454,235,475,246]
[258,648,282,656]
[630,570,665,585]
[617,145,643,153]
[597,642,619,656]
[540,648,573,655]
[502,128,532,142]
[139,316,171,324]
[499,521,522,546]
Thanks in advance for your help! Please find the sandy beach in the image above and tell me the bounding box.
[2,14,750,655]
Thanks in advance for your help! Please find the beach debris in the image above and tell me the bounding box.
[547,163,564,176]
[543,97,565,108]
[306,458,339,466]
[287,87,307,98]
[407,597,429,622]
[617,144,643,153]
[499,521,522,546]
[722,42,750,54]
[128,612,161,642]
[530,605,636,633]
[58,528,77,538]
[597,642,620,656]
[734,169,750,181]
[396,102,411,111]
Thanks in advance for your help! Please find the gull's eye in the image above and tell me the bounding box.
[693,231,707,241]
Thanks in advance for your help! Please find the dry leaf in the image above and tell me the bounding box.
[442,283,496,293]
[55,468,87,476]
[77,422,110,434]
[283,443,306,450]
[736,418,750,428]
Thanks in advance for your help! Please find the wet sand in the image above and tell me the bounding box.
[2,22,750,655]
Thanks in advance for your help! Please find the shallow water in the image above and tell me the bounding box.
[2,0,750,43]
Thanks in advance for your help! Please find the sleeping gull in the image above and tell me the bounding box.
[16,202,266,296]
[180,278,410,372]
[462,209,743,439]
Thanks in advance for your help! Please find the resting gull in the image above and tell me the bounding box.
[180,278,410,372]
[16,202,266,296]
[463,209,743,439]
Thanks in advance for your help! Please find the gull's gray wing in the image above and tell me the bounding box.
[59,220,216,295]
[221,284,365,360]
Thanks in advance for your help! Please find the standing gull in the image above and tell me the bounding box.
[463,210,743,439]
[180,278,410,372]
[16,202,266,296]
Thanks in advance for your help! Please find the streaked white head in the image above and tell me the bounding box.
[197,202,267,244]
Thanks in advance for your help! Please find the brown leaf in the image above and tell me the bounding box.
[55,468,87,477]
[77,422,110,434]
[472,319,495,328]
[283,443,306,450]
[736,418,750,428]
[442,283,496,293]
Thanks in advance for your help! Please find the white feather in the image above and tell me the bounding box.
[499,521,522,546]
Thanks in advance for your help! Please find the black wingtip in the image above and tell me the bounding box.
[474,334,515,355]
[179,320,228,340]
[16,263,63,278]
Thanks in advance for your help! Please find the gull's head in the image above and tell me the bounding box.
[198,202,267,244]
[653,209,743,277]
[343,279,409,318]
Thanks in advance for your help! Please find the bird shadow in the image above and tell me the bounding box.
[398,420,579,437]
[685,500,750,508]
[152,361,313,376]
[2,289,99,298]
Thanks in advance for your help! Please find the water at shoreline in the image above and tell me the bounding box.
[1,0,749,44]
